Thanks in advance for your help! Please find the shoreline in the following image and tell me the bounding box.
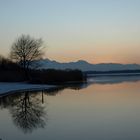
[0,82,56,97]
[1,75,140,96]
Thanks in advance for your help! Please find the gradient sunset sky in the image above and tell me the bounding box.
[0,0,140,64]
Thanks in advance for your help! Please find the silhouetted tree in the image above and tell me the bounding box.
[10,35,44,77]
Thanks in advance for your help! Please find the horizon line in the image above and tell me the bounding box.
[41,58,140,65]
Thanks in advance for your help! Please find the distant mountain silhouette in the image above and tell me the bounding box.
[37,59,140,71]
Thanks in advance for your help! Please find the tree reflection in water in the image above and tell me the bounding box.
[0,91,47,134]
[11,92,47,133]
[0,82,87,134]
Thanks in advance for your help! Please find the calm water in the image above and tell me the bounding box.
[1,76,140,140]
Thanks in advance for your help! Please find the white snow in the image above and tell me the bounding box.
[0,82,55,95]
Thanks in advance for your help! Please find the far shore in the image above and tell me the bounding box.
[86,73,140,77]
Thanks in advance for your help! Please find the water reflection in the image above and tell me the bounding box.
[0,92,47,134]
[0,84,87,134]
[0,76,140,135]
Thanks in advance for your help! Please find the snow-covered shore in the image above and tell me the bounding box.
[0,82,55,96]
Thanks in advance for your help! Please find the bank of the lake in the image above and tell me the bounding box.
[0,82,55,96]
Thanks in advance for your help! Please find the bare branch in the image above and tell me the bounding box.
[10,35,45,70]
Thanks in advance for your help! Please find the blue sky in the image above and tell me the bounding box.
[0,0,140,63]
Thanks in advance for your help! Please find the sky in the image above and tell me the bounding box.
[0,0,140,64]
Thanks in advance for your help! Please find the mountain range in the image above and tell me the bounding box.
[37,59,140,72]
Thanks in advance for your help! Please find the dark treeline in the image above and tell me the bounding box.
[29,69,86,84]
[0,56,86,83]
[0,56,26,82]
[0,56,20,70]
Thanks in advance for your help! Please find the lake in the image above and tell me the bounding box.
[0,76,140,140]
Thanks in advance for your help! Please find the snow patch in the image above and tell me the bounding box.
[0,82,55,95]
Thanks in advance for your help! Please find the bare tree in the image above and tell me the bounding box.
[10,35,44,71]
